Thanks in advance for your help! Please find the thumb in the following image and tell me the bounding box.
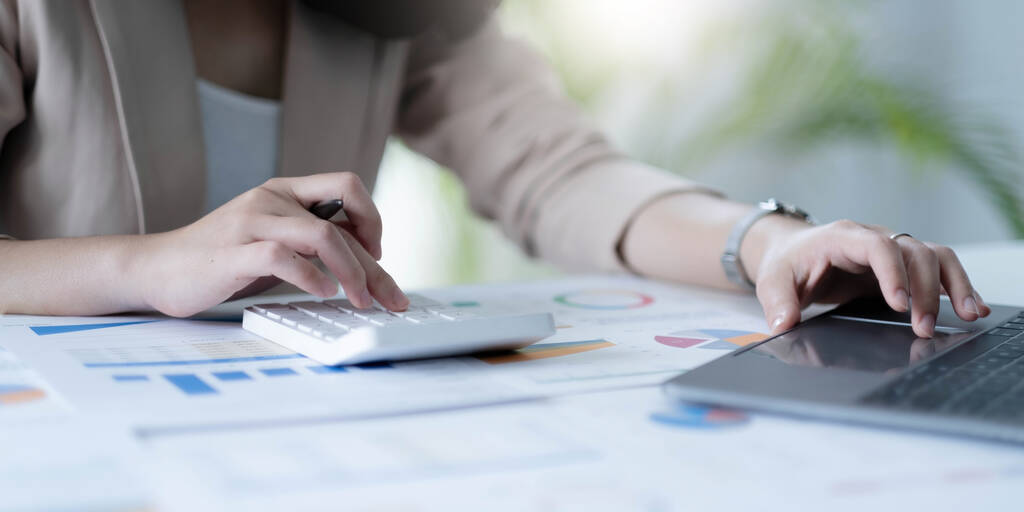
[755,266,802,334]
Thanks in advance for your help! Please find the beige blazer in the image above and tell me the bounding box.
[0,0,706,272]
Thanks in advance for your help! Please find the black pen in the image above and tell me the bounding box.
[308,199,344,221]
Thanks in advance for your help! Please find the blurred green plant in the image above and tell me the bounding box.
[503,0,1024,237]
[675,2,1024,236]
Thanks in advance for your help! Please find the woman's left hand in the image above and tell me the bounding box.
[753,219,991,338]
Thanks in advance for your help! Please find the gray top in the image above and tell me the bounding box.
[197,79,281,214]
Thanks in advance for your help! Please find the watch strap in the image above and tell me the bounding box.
[721,199,814,290]
[721,208,774,290]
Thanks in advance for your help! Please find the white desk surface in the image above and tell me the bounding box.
[2,241,1023,511]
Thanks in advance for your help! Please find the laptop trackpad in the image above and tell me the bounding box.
[747,315,976,374]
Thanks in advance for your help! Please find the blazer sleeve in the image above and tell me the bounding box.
[0,0,25,241]
[397,20,719,272]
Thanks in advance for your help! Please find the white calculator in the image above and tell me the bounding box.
[242,294,555,366]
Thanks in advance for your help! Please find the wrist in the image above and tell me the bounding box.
[621,192,757,289]
[117,232,167,312]
[738,214,813,284]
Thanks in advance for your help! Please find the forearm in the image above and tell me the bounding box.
[0,236,150,315]
[620,192,809,290]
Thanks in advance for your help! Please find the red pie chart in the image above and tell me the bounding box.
[654,329,768,350]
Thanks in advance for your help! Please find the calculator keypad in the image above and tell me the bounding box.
[252,295,478,340]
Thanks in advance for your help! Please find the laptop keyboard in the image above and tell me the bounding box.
[863,312,1024,422]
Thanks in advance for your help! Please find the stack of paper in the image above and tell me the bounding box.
[2,276,1022,511]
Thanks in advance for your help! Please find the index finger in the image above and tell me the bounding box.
[269,173,384,260]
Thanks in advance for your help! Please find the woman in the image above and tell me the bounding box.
[0,0,990,337]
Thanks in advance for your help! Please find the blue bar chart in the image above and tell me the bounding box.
[110,362,391,396]
[212,371,251,381]
[164,374,217,396]
[260,368,298,377]
[112,375,149,382]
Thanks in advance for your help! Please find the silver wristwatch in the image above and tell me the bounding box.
[721,198,815,290]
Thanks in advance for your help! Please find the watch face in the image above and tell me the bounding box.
[763,199,814,224]
[759,198,780,211]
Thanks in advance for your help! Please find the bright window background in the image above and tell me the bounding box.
[374,0,1024,290]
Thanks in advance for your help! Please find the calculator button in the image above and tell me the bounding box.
[316,311,353,323]
[325,299,358,313]
[369,316,404,326]
[276,310,311,325]
[371,302,394,312]
[253,303,290,314]
[354,309,403,326]
[428,309,476,321]
[404,314,447,324]
[407,294,443,308]
[327,320,351,331]
[292,301,339,317]
[352,310,376,321]
[391,307,430,318]
[330,316,372,330]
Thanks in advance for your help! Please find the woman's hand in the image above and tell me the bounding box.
[754,219,991,338]
[134,173,408,318]
[620,193,990,340]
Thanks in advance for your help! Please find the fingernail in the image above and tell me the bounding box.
[392,289,409,310]
[919,314,935,337]
[974,292,991,317]
[771,315,786,331]
[359,289,373,308]
[964,296,979,316]
[895,289,910,311]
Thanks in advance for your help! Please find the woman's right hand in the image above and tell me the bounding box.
[134,173,408,318]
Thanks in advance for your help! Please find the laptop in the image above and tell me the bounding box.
[663,299,1024,444]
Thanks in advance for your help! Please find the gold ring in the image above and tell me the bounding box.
[889,232,914,241]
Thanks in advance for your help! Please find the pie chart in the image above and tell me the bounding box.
[650,404,750,429]
[654,329,768,350]
[553,289,654,310]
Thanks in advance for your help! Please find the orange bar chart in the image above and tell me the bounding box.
[0,384,47,405]
[478,339,614,365]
